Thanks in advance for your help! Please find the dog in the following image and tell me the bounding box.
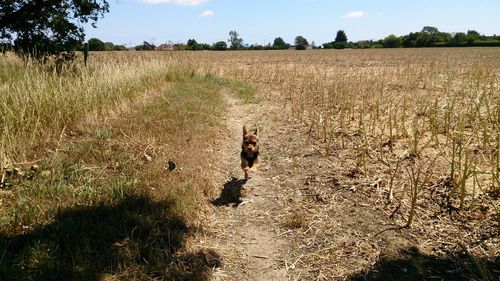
[241,125,260,181]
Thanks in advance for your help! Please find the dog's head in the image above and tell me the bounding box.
[242,125,259,157]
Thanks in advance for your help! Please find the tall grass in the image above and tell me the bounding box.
[0,57,234,279]
[0,52,188,166]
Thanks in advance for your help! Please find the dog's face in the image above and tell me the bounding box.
[242,125,259,157]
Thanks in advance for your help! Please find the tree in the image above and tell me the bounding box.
[0,0,110,59]
[421,26,439,35]
[172,43,186,51]
[112,44,127,51]
[436,32,452,43]
[334,42,348,49]
[104,42,114,51]
[416,32,431,47]
[466,30,481,43]
[383,34,401,48]
[213,41,227,51]
[402,33,417,48]
[249,44,264,50]
[199,43,212,50]
[228,30,243,50]
[335,30,348,43]
[135,41,155,51]
[273,37,288,49]
[467,30,480,36]
[452,32,467,43]
[88,38,105,51]
[294,36,308,49]
[187,39,199,51]
[322,42,334,49]
[142,41,155,51]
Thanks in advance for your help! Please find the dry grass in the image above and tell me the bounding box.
[0,52,189,166]
[0,51,253,280]
[190,48,499,210]
[1,48,499,280]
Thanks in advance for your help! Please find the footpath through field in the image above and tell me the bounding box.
[207,92,289,280]
[201,84,499,281]
[202,88,413,280]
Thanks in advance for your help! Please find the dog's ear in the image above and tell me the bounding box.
[254,127,259,136]
[243,125,249,136]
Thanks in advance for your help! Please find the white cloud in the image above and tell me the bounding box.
[342,11,364,19]
[200,10,214,17]
[141,0,208,6]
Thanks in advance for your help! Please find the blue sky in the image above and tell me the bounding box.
[84,0,500,47]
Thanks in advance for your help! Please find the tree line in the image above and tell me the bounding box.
[1,1,499,61]
[83,31,333,52]
[85,27,500,52]
[380,26,500,48]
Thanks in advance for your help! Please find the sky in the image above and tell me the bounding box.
[84,0,500,47]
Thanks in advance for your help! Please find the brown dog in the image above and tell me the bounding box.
[241,125,260,181]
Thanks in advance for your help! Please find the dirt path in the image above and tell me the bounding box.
[207,92,290,280]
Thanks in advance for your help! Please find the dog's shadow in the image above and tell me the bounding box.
[211,177,246,207]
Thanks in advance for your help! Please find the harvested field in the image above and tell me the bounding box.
[192,48,500,280]
[1,48,499,280]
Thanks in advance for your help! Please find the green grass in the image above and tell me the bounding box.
[204,74,258,103]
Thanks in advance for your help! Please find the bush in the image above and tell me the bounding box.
[88,38,105,51]
[272,37,288,49]
[334,42,348,49]
[322,42,334,49]
[213,41,227,51]
[249,44,264,50]
[383,35,401,48]
[112,45,127,51]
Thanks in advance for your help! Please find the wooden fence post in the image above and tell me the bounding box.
[83,42,89,66]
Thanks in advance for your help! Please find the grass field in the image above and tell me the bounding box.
[0,48,499,280]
